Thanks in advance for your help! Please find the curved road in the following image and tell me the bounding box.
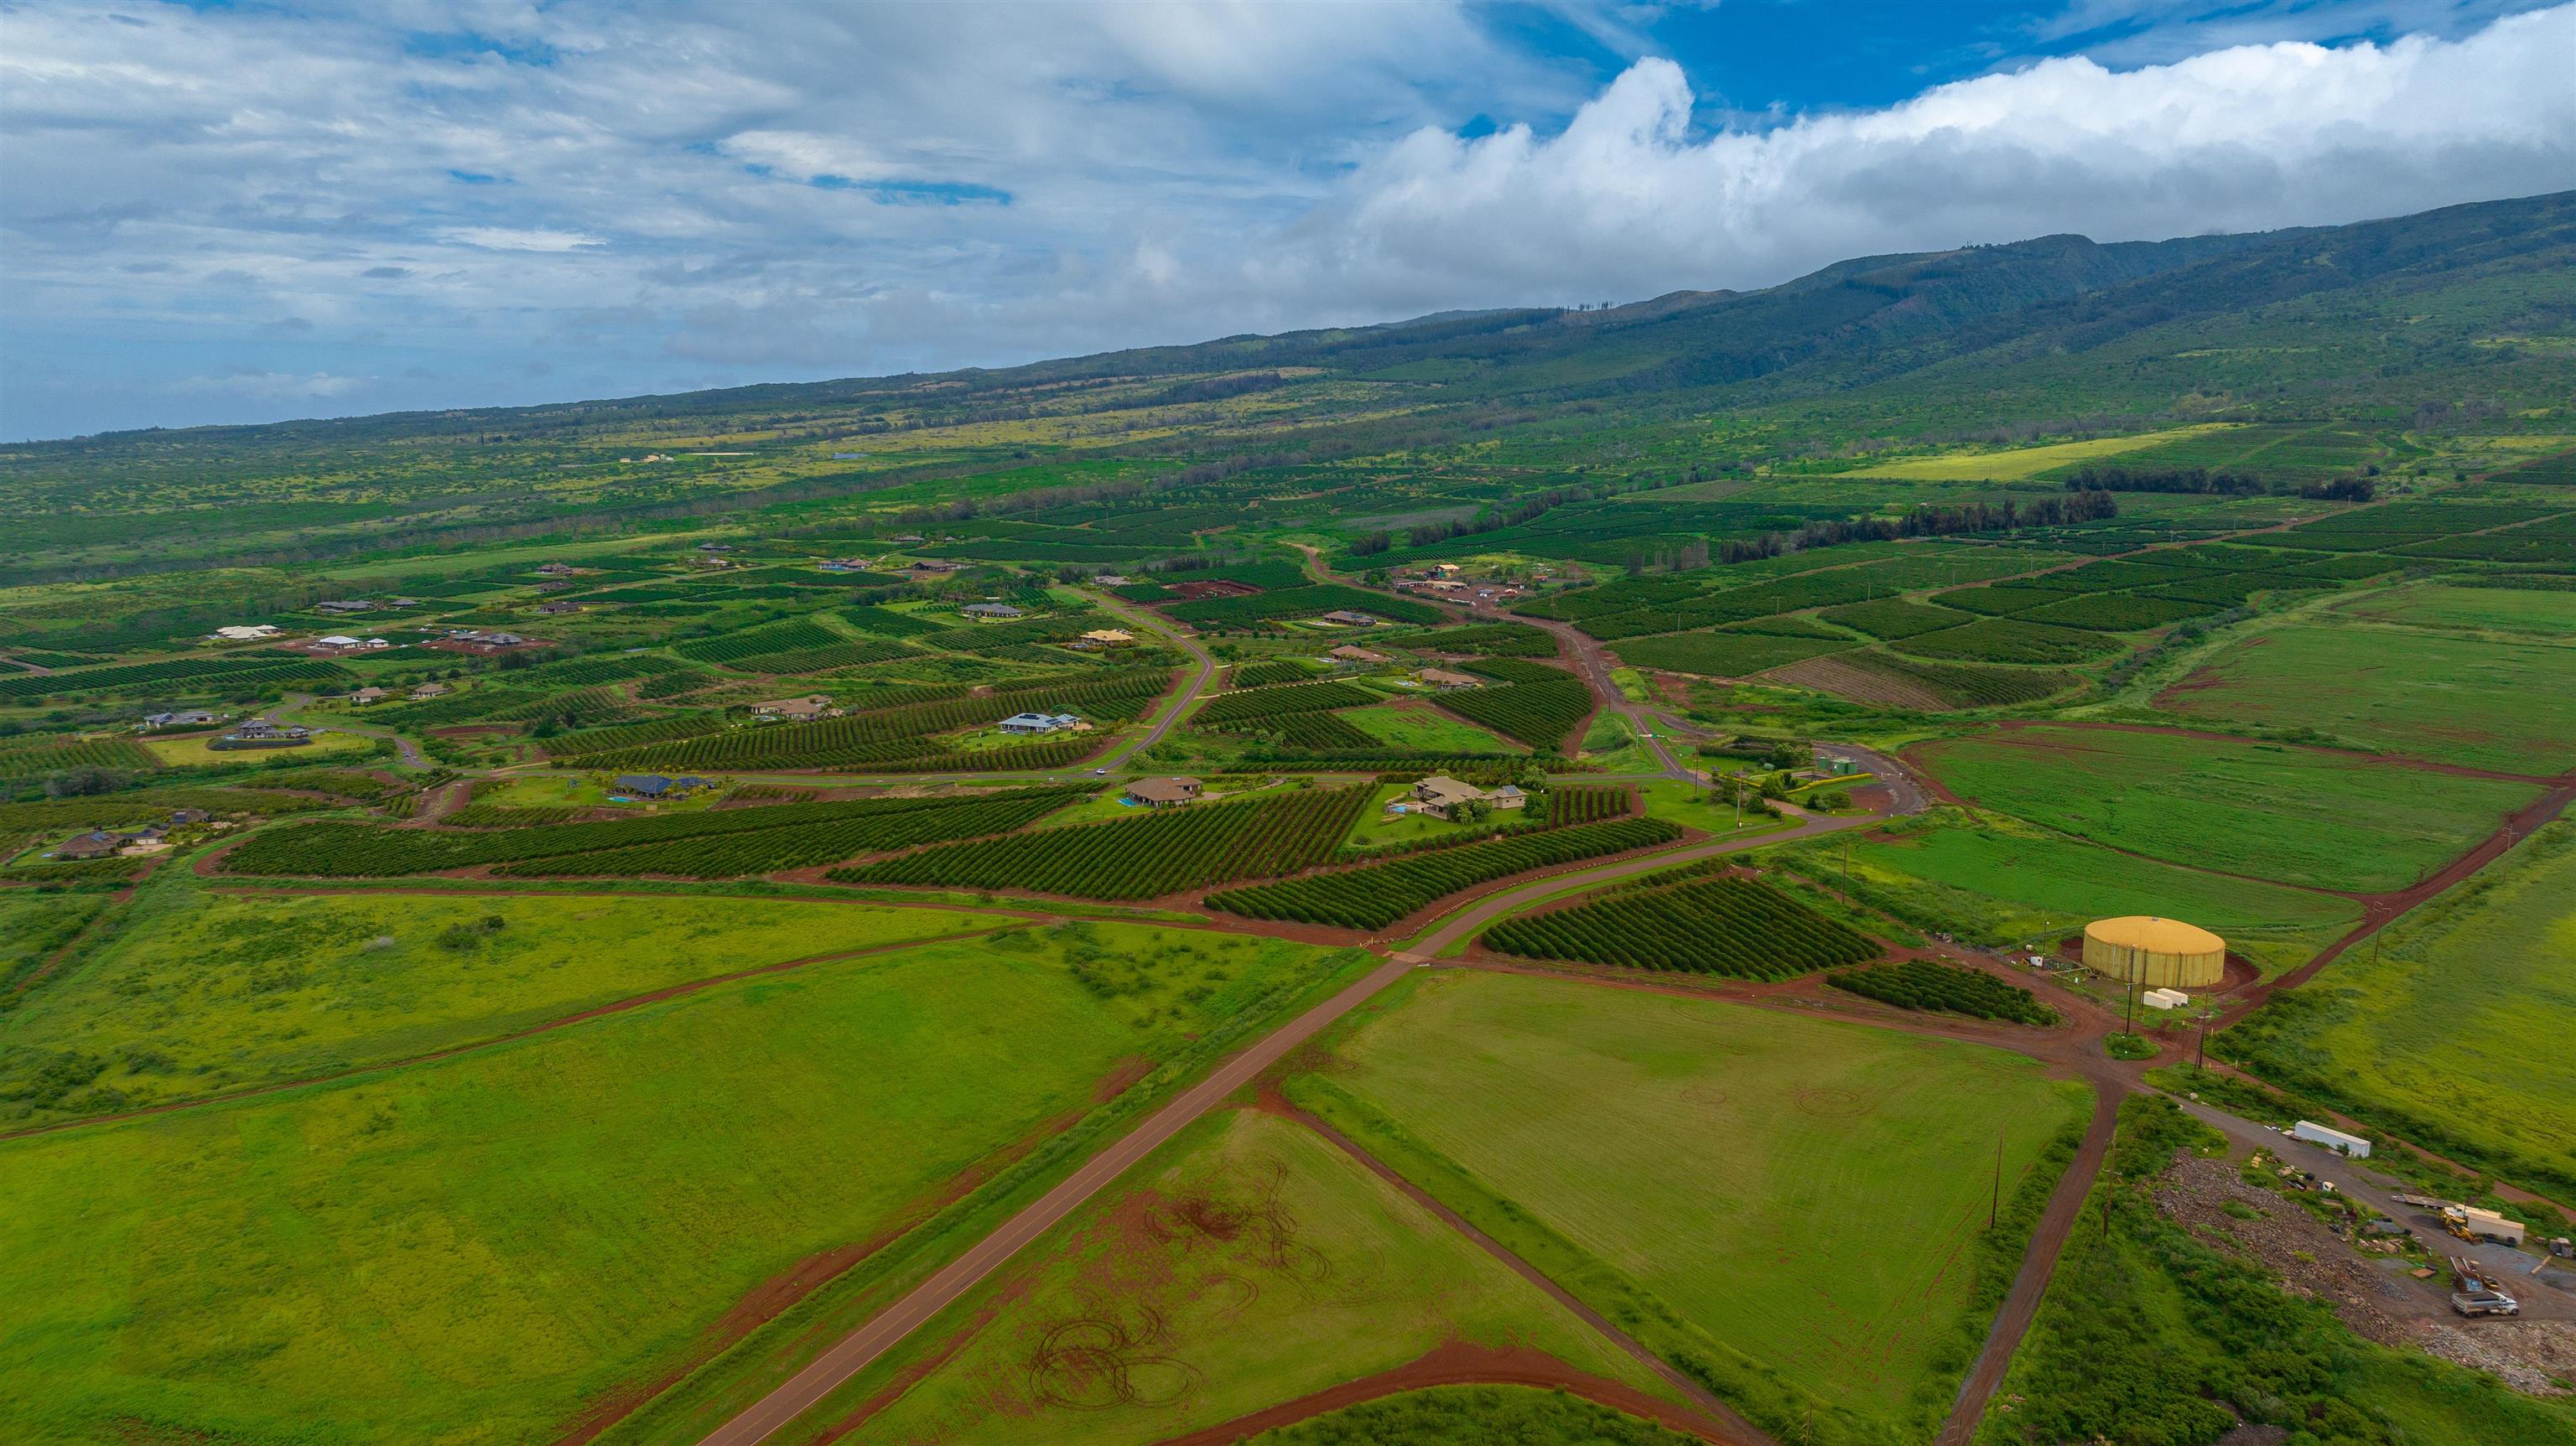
[263,693,432,768]
[1080,589,1218,770]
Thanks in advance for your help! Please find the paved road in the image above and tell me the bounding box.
[692,953,1421,1446]
[1082,590,1217,770]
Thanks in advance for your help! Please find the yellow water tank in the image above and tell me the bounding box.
[2083,915,2226,989]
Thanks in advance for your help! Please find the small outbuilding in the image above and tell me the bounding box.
[2292,1121,2371,1159]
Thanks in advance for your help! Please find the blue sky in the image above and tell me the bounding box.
[3,0,2570,441]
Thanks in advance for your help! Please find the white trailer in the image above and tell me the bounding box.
[2292,1120,2372,1158]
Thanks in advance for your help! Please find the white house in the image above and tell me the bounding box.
[999,712,1082,735]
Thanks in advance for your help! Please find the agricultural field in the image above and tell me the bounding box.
[0,876,995,1125]
[1339,702,1523,754]
[2335,581,2576,638]
[0,924,1364,1446]
[2153,617,2576,773]
[808,1108,1671,1446]
[1841,425,2241,480]
[1482,871,1880,978]
[2216,821,2576,1201]
[1780,811,2360,975]
[1208,816,1682,930]
[1826,960,2054,1025]
[141,727,382,766]
[1288,969,2092,1443]
[1914,726,2542,893]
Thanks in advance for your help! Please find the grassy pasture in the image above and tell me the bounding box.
[0,923,1357,1446]
[1294,969,2090,1443]
[0,892,106,993]
[2153,621,2576,773]
[1773,810,2360,976]
[1841,425,2237,480]
[1343,701,1523,754]
[2336,582,2576,638]
[2218,822,2576,1201]
[0,882,994,1124]
[143,728,381,766]
[812,1108,1667,1446]
[1916,726,2540,893]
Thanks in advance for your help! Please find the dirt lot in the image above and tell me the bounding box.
[2158,1153,2575,1395]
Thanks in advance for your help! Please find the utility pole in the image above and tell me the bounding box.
[2124,972,2137,1036]
[2197,1016,2209,1073]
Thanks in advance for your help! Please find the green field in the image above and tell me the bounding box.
[143,728,381,766]
[1342,701,1523,753]
[1291,969,2090,1443]
[2154,621,2576,773]
[2337,581,2576,639]
[1635,778,1799,839]
[1776,810,2362,976]
[811,1108,1669,1445]
[1841,425,2238,480]
[1915,726,2541,892]
[2218,821,2576,1200]
[0,892,106,992]
[1242,1385,1701,1445]
[0,923,1358,1446]
[0,878,998,1124]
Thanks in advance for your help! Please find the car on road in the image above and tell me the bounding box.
[1091,767,1109,775]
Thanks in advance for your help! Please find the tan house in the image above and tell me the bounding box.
[349,687,390,705]
[408,682,449,701]
[755,694,836,720]
[1124,776,1204,808]
[1329,645,1389,666]
[1078,628,1134,648]
[1416,667,1479,690]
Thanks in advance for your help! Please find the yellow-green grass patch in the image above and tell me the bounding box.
[2153,622,2576,774]
[2333,582,2576,640]
[143,728,379,766]
[0,924,1358,1446]
[1294,968,2090,1440]
[810,1108,1671,1445]
[1841,425,2238,481]
[1916,726,2540,893]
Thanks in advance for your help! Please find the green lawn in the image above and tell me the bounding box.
[144,728,379,766]
[1841,425,2239,480]
[2337,581,2576,640]
[1293,969,2090,1444]
[2218,821,2576,1202]
[1343,702,1523,753]
[0,923,1358,1446]
[1915,726,2540,893]
[1773,810,2361,977]
[0,876,996,1125]
[2153,621,2576,774]
[1636,779,1798,840]
[1343,780,1486,848]
[807,1109,1669,1446]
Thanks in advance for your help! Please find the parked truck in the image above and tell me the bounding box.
[2444,1205,2527,1246]
[2452,1290,2521,1319]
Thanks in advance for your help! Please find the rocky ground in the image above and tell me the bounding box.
[2158,1153,2576,1396]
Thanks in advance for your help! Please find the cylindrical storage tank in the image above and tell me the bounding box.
[2082,916,2225,989]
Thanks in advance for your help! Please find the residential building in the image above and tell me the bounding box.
[316,599,376,614]
[909,558,963,575]
[1409,775,1524,821]
[349,687,390,705]
[535,562,577,576]
[999,712,1082,735]
[316,635,363,649]
[168,808,211,826]
[612,774,712,799]
[408,682,448,701]
[755,694,836,720]
[1094,574,1134,587]
[50,830,124,861]
[141,710,221,730]
[1078,628,1134,648]
[1416,667,1479,690]
[534,600,584,614]
[210,625,279,642]
[1329,645,1389,666]
[1124,776,1203,808]
[1320,609,1378,627]
[963,602,1024,622]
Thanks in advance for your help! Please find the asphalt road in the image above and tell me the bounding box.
[1081,589,1217,770]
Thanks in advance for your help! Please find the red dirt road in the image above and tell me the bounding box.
[689,953,1421,1446]
[1148,1342,1742,1446]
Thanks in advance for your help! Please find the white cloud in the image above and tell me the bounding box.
[179,369,371,400]
[439,225,606,251]
[0,0,2568,438]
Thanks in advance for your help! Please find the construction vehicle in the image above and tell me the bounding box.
[2444,1204,2527,1246]
[2451,1289,2521,1319]
[2550,1236,2573,1260]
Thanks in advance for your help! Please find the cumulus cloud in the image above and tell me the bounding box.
[0,0,2568,438]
